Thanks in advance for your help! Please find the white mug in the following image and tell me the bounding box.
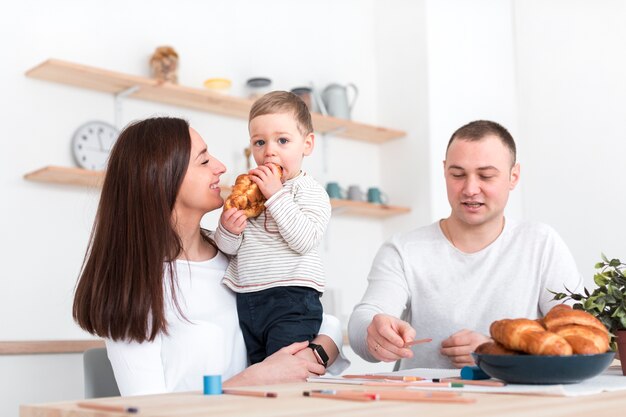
[321,83,358,119]
[347,185,365,201]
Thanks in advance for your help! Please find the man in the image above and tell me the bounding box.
[348,120,582,369]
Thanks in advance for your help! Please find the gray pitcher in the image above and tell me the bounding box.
[321,83,358,119]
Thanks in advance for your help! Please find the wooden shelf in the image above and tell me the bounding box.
[330,198,410,218]
[26,59,406,143]
[24,166,411,217]
[0,339,104,355]
[24,165,104,187]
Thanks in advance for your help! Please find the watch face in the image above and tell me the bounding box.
[71,121,119,170]
[309,343,329,367]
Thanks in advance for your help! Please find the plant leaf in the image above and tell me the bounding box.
[594,273,609,287]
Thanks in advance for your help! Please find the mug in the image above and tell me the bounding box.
[291,86,317,112]
[367,187,388,205]
[321,83,358,119]
[347,185,365,201]
[326,182,344,199]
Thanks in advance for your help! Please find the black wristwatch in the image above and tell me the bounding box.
[308,342,329,368]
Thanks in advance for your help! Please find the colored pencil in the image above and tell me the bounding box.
[343,374,423,381]
[366,390,475,403]
[303,390,378,401]
[222,389,278,398]
[77,402,138,413]
[363,381,423,387]
[434,378,506,387]
[403,338,433,347]
[412,381,464,388]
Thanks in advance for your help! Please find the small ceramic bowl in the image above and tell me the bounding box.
[203,78,232,94]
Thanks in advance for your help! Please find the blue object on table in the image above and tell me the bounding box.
[203,375,222,395]
[461,365,489,380]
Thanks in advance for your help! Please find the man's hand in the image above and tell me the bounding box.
[366,314,416,362]
[249,164,282,199]
[440,329,490,368]
[220,207,247,235]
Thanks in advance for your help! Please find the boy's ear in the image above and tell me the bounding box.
[303,132,315,156]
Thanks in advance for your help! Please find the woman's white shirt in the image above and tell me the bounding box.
[106,252,247,396]
[106,251,349,396]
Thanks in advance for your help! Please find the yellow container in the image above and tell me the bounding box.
[203,78,232,94]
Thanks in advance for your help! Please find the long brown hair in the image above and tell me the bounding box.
[73,117,191,342]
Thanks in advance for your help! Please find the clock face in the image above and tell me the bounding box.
[71,121,119,170]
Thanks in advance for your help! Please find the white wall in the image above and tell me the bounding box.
[377,1,432,237]
[424,0,523,222]
[513,0,626,284]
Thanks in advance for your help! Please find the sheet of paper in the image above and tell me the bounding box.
[308,367,626,397]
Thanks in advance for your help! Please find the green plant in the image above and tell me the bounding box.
[549,254,626,345]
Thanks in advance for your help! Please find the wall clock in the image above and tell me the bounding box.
[71,121,119,170]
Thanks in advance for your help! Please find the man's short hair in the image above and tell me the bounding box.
[446,120,516,165]
[249,91,313,136]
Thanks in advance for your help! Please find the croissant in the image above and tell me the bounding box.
[490,318,573,356]
[551,324,610,354]
[542,304,610,354]
[543,304,607,334]
[475,341,517,355]
[224,164,283,218]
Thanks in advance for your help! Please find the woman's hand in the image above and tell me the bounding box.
[220,207,247,235]
[224,342,325,387]
[440,329,490,368]
[367,313,416,362]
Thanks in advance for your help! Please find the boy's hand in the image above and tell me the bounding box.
[220,207,247,235]
[249,164,283,199]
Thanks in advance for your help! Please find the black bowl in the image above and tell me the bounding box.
[472,352,615,384]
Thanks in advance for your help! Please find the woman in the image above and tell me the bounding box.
[72,117,347,396]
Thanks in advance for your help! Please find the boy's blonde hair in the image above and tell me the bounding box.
[249,91,313,136]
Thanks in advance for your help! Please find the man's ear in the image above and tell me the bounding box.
[509,163,521,190]
[303,133,315,156]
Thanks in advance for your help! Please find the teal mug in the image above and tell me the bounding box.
[367,187,388,204]
[326,182,345,199]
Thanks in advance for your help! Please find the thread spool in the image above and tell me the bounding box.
[203,375,222,395]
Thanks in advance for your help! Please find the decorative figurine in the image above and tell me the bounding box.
[149,46,179,83]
